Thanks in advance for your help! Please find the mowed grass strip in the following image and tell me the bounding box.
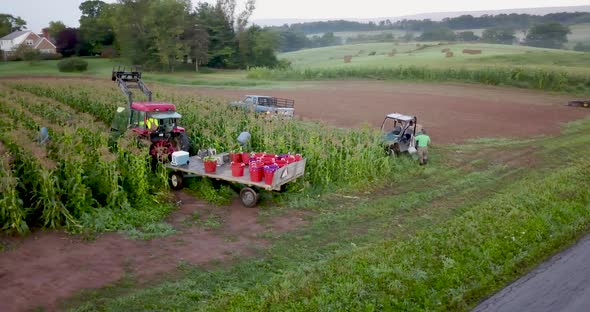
[193,160,590,311]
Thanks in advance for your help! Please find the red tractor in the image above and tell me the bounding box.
[109,66,190,163]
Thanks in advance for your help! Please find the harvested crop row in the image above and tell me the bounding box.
[0,84,105,130]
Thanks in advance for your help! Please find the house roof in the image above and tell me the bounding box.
[0,30,29,41]
[34,37,56,49]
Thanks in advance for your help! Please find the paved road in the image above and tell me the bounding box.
[473,234,590,312]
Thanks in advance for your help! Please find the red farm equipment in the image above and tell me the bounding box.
[109,66,191,164]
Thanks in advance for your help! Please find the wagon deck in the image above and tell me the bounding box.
[165,153,306,207]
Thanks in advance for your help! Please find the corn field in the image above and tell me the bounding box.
[0,84,170,235]
[247,66,590,95]
[1,79,399,234]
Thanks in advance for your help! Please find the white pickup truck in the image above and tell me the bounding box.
[229,95,295,118]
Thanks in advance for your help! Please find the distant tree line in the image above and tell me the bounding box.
[274,12,590,34]
[1,0,286,71]
[270,12,583,51]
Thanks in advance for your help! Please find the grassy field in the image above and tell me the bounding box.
[64,112,590,311]
[0,58,278,88]
[309,23,590,48]
[278,42,590,74]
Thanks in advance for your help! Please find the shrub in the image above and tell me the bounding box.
[368,51,376,56]
[14,45,41,63]
[57,58,88,72]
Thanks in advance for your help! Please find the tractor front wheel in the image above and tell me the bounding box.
[150,140,174,163]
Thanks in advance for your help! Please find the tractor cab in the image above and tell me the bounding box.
[381,113,419,156]
[128,102,185,136]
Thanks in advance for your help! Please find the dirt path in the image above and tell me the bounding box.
[182,81,588,144]
[0,192,307,312]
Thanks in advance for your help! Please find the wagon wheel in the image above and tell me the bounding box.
[169,172,184,190]
[240,187,259,208]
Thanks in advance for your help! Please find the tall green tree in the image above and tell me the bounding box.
[195,2,236,67]
[79,0,115,55]
[183,12,209,71]
[112,0,153,65]
[0,14,26,37]
[482,27,516,44]
[457,31,479,41]
[525,22,570,49]
[246,26,279,67]
[418,27,457,41]
[47,21,66,39]
[146,0,191,71]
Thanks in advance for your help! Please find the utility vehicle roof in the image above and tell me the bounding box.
[386,113,415,121]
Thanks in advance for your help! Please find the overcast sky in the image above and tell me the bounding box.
[2,0,589,32]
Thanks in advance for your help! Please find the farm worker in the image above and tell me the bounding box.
[237,131,251,150]
[146,116,159,130]
[415,129,431,165]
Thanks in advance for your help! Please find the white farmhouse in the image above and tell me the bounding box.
[0,30,57,56]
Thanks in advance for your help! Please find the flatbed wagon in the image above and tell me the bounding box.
[165,153,306,207]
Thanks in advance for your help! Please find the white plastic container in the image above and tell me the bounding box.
[171,151,190,166]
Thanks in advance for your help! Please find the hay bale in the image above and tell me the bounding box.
[344,55,352,63]
[441,48,450,53]
[462,49,482,55]
[445,51,454,58]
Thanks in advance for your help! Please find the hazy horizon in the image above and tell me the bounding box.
[2,0,589,33]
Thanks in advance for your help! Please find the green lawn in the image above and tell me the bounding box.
[0,58,281,88]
